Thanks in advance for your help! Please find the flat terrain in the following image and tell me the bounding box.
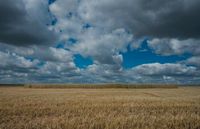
[0,87,200,129]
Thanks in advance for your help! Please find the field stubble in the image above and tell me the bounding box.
[0,86,200,129]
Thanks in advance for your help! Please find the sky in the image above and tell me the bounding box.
[0,0,200,84]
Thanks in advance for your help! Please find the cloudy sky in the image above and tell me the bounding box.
[0,0,200,84]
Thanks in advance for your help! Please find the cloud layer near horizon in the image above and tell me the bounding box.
[0,0,200,84]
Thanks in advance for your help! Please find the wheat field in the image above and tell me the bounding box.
[0,86,200,129]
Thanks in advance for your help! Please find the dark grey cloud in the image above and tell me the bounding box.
[0,0,57,46]
[133,0,200,39]
[79,0,200,39]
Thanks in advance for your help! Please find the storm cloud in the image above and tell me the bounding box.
[77,0,200,39]
[0,0,57,46]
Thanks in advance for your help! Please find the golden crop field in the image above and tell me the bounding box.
[0,86,200,129]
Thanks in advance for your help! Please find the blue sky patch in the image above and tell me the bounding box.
[66,12,73,18]
[37,61,46,68]
[74,54,93,68]
[83,23,92,29]
[68,38,77,44]
[56,43,65,49]
[122,40,191,68]
[25,57,34,62]
[51,17,57,25]
[48,0,56,5]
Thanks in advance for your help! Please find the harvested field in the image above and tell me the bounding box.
[0,86,200,129]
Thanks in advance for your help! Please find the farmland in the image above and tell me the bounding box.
[0,86,200,129]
